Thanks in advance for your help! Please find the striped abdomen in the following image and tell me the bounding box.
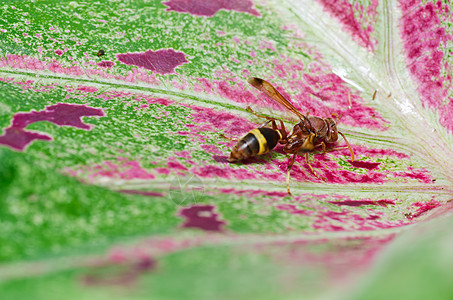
[228,128,282,162]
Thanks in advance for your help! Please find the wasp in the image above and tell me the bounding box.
[227,77,355,195]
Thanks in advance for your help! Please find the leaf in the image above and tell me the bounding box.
[0,0,452,299]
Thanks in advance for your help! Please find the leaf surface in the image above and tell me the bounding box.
[0,0,452,299]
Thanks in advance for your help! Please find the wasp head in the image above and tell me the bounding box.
[324,118,338,143]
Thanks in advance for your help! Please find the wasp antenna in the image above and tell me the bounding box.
[338,131,354,162]
[332,112,342,124]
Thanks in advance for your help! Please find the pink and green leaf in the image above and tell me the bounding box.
[0,0,452,299]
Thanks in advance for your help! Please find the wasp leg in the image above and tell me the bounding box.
[247,106,285,123]
[219,133,238,142]
[246,106,288,139]
[314,143,350,155]
[259,119,288,143]
[338,131,355,162]
[246,106,273,120]
[322,146,348,152]
[304,153,326,181]
[258,119,275,128]
[271,119,288,142]
[286,153,298,196]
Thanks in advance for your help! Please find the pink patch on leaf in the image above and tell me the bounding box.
[394,167,433,184]
[11,103,104,129]
[117,49,188,74]
[97,60,115,69]
[350,161,380,170]
[399,0,453,133]
[313,209,408,232]
[167,160,188,171]
[0,103,104,151]
[179,205,225,232]
[77,85,99,93]
[329,199,396,207]
[0,52,161,85]
[71,158,156,180]
[83,256,156,286]
[201,144,223,155]
[316,0,378,51]
[407,199,442,219]
[0,128,52,151]
[275,204,313,216]
[162,0,260,17]
[187,102,257,137]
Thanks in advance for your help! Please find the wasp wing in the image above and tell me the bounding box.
[248,77,306,120]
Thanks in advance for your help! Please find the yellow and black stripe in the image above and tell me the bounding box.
[228,128,282,162]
